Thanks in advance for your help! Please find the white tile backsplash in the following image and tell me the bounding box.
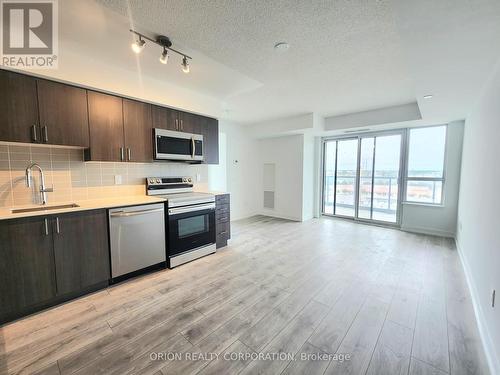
[0,144,208,207]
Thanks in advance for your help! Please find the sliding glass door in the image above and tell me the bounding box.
[322,131,403,225]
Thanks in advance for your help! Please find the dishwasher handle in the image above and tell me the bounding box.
[110,207,164,218]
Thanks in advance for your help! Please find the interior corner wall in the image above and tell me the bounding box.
[302,134,316,221]
[219,121,259,221]
[401,121,464,237]
[456,60,500,375]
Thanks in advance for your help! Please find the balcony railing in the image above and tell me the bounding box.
[324,175,441,214]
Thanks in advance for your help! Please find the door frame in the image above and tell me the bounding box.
[321,128,407,228]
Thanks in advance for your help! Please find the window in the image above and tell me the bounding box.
[405,125,447,204]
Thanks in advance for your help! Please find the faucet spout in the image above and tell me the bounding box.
[25,163,53,205]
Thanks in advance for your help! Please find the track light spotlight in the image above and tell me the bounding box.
[181,56,190,73]
[131,36,145,54]
[159,48,169,64]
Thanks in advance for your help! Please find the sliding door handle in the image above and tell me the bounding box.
[127,148,131,161]
[120,147,124,161]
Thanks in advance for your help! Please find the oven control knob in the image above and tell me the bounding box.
[156,178,161,184]
[188,178,192,183]
[149,178,155,184]
[182,178,187,183]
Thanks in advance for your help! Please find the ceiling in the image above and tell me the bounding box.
[61,0,500,124]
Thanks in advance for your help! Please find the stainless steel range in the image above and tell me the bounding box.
[147,177,216,268]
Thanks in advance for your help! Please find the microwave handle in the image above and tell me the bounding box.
[191,137,195,159]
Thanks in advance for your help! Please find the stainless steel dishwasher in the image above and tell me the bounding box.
[109,203,166,278]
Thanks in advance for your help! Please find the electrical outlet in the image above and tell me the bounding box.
[492,290,496,308]
[114,175,122,185]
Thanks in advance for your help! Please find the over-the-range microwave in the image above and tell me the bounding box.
[154,128,203,162]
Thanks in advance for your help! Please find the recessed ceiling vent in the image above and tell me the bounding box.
[344,128,371,134]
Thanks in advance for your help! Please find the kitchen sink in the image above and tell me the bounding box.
[11,203,80,214]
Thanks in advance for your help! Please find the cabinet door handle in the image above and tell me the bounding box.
[31,125,39,142]
[120,147,124,161]
[56,217,60,234]
[44,218,49,236]
[180,119,183,131]
[42,126,49,143]
[127,148,131,161]
[219,231,227,235]
[175,118,179,130]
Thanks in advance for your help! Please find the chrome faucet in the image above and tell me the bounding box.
[25,163,53,205]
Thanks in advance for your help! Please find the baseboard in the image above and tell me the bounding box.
[230,211,259,222]
[259,211,302,222]
[455,238,499,375]
[400,225,455,238]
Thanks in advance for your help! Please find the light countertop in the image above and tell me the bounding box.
[0,190,231,221]
[0,196,167,221]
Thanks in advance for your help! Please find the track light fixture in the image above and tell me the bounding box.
[130,29,192,73]
[159,48,169,64]
[131,36,145,54]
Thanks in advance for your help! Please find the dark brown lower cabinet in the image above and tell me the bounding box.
[53,210,110,296]
[0,210,110,324]
[215,194,231,249]
[0,216,56,321]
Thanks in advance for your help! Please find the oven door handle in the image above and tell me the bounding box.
[191,137,195,159]
[169,203,215,215]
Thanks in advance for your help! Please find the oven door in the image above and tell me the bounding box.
[154,129,203,162]
[167,203,216,257]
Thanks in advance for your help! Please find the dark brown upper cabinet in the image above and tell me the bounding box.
[123,99,153,162]
[152,105,179,131]
[86,91,124,162]
[0,216,56,322]
[53,210,110,296]
[0,70,219,165]
[37,79,90,147]
[179,111,202,134]
[0,70,40,143]
[202,117,219,164]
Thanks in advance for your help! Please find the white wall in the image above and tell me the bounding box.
[219,121,259,221]
[302,134,316,221]
[258,135,305,221]
[221,120,319,222]
[207,133,227,192]
[325,103,422,131]
[401,121,464,237]
[456,60,500,374]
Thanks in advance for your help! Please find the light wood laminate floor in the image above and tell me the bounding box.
[0,216,490,375]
